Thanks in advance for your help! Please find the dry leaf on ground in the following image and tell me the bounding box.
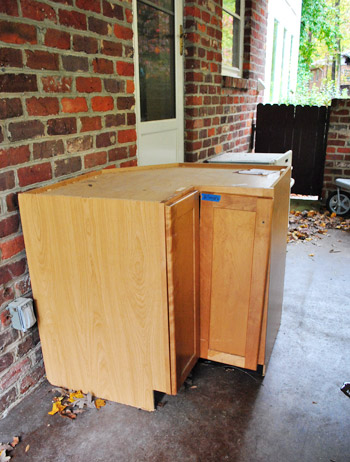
[0,450,11,462]
[288,209,350,243]
[68,391,84,402]
[0,437,20,462]
[48,401,66,416]
[49,388,106,419]
[95,399,106,410]
[10,438,19,449]
[60,408,77,420]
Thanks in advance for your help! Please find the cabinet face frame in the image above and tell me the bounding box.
[165,191,200,394]
[199,193,273,371]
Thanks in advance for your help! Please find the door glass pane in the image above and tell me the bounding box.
[222,12,240,68]
[137,1,175,122]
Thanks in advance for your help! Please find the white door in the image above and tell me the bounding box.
[133,0,184,166]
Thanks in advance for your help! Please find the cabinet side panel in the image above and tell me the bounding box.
[166,192,199,394]
[264,170,291,366]
[19,194,170,410]
[257,266,270,366]
[244,198,273,370]
[209,209,256,356]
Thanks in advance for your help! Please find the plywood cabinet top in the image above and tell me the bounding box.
[26,163,290,203]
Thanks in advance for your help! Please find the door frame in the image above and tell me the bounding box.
[132,0,184,165]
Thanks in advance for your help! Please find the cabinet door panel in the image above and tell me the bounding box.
[166,191,199,394]
[200,194,272,371]
[210,208,256,356]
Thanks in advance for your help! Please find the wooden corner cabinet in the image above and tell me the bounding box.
[19,163,290,410]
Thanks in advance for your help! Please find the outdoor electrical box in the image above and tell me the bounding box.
[9,297,36,332]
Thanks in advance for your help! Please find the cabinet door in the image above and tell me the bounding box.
[200,193,273,371]
[165,191,200,394]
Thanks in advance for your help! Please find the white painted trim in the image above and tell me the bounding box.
[132,0,141,160]
[222,64,241,78]
[174,0,184,163]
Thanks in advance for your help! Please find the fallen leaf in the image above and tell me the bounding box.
[331,212,337,218]
[61,409,77,419]
[329,249,341,253]
[307,210,317,217]
[0,450,11,462]
[95,398,106,410]
[25,445,30,453]
[71,398,86,409]
[288,209,350,244]
[86,393,95,409]
[308,253,314,257]
[48,401,66,415]
[68,390,84,403]
[10,437,19,448]
[49,388,107,419]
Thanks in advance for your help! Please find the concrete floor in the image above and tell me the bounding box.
[1,229,350,462]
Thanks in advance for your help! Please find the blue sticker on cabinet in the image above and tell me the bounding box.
[201,193,221,202]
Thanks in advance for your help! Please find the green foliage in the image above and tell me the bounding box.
[293,0,350,106]
[281,70,348,106]
[299,0,340,73]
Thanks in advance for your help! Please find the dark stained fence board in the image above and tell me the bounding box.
[255,103,329,196]
[255,104,294,153]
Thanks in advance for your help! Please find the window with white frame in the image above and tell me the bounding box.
[222,0,245,78]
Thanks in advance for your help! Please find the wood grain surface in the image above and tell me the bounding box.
[165,191,199,394]
[209,208,256,356]
[200,193,273,371]
[39,167,282,202]
[262,167,291,368]
[19,194,171,410]
[243,198,273,370]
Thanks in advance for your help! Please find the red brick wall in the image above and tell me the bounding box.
[0,0,136,417]
[184,0,268,162]
[323,99,350,199]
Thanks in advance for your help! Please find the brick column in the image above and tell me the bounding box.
[323,99,350,199]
